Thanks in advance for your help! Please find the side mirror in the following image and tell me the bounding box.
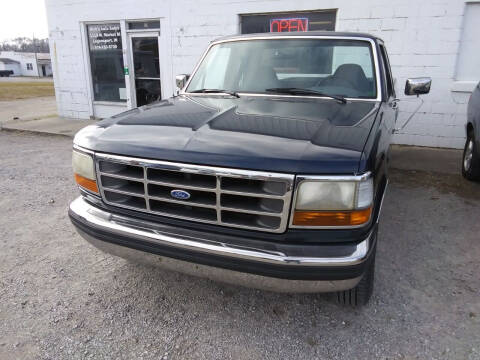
[175,74,190,91]
[405,77,432,96]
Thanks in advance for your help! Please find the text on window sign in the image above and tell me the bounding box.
[270,18,309,32]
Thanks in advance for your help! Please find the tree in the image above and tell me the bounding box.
[0,37,49,53]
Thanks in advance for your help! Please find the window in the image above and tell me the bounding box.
[26,63,33,70]
[87,23,126,102]
[128,20,160,30]
[455,3,480,82]
[187,39,377,99]
[241,10,336,34]
[201,46,231,89]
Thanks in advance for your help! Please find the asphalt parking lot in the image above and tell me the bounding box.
[1,131,479,360]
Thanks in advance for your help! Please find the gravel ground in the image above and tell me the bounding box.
[0,131,479,360]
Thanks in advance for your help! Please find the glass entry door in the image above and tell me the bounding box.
[130,35,161,107]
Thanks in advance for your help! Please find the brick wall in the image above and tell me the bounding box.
[45,0,473,148]
[335,0,469,148]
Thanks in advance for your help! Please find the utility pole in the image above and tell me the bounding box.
[33,33,38,77]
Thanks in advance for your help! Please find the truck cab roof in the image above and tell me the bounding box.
[213,31,383,43]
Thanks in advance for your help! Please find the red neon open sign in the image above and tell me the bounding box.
[270,18,309,32]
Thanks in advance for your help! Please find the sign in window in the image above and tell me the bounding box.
[87,23,126,102]
[241,10,336,34]
[270,18,309,32]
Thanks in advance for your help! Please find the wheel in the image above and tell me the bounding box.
[462,130,480,181]
[337,254,375,307]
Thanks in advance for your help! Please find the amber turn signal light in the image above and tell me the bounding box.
[292,207,372,227]
[74,173,99,194]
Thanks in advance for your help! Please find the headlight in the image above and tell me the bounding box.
[72,149,98,194]
[292,176,373,227]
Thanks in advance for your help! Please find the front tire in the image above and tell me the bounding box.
[337,254,375,307]
[462,131,480,181]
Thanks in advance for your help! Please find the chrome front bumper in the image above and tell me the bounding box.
[69,196,375,293]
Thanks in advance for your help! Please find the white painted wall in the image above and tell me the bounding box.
[0,62,21,75]
[454,3,480,86]
[4,51,39,76]
[45,0,479,148]
[0,51,52,77]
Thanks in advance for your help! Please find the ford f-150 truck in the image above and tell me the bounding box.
[69,32,431,306]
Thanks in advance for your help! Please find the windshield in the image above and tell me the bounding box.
[186,38,377,99]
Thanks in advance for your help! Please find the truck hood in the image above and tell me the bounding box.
[74,95,379,174]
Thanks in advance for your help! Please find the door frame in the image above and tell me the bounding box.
[127,31,161,108]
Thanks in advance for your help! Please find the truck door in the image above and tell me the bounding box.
[378,44,397,161]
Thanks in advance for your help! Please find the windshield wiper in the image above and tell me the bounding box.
[265,88,346,104]
[188,89,240,98]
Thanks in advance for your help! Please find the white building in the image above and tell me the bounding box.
[0,57,21,75]
[44,0,480,149]
[0,51,52,77]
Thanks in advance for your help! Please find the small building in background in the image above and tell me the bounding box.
[36,53,53,77]
[0,51,52,77]
[0,58,21,75]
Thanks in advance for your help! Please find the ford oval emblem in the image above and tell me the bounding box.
[170,189,191,200]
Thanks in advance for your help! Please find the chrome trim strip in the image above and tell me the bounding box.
[94,153,294,233]
[219,189,285,199]
[289,172,373,229]
[81,234,363,293]
[295,172,372,182]
[99,172,144,181]
[70,196,370,267]
[220,206,281,217]
[102,187,145,197]
[96,153,294,181]
[181,35,382,102]
[143,164,151,212]
[73,144,95,155]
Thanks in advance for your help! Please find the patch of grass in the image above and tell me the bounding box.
[0,82,54,100]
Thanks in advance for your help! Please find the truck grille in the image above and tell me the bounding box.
[95,153,294,233]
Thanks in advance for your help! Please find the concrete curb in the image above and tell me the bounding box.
[1,117,96,138]
[0,126,74,138]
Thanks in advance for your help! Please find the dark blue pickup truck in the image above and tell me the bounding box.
[69,32,431,306]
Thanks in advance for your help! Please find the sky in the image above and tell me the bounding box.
[0,0,49,41]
